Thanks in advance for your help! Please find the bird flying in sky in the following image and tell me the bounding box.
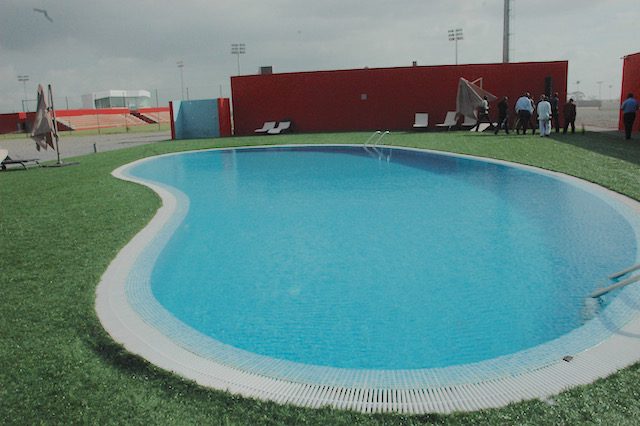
[33,8,53,23]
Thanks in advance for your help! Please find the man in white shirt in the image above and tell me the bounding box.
[514,92,534,135]
[537,94,552,137]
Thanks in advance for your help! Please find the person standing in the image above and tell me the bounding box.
[473,95,492,131]
[563,98,577,134]
[620,93,639,140]
[528,94,537,135]
[537,95,552,137]
[515,92,533,135]
[494,96,510,134]
[551,92,560,133]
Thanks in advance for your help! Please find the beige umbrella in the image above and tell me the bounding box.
[31,84,55,151]
[456,78,498,120]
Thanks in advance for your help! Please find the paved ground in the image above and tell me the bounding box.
[576,105,620,130]
[0,130,171,162]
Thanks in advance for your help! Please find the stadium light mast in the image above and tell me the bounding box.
[18,75,29,112]
[177,61,185,100]
[502,0,510,62]
[448,29,463,65]
[231,43,246,75]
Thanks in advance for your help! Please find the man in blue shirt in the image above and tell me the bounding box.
[621,93,639,140]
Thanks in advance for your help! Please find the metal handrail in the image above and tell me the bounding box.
[373,130,390,147]
[364,131,381,147]
[609,263,640,280]
[363,130,391,161]
[590,275,640,298]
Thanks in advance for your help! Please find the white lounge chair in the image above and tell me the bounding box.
[0,149,40,171]
[255,121,277,133]
[412,113,429,129]
[470,123,492,132]
[267,121,291,135]
[435,111,458,130]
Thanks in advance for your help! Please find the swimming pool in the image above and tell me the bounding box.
[97,144,640,413]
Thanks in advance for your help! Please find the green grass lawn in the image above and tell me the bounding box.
[2,130,640,425]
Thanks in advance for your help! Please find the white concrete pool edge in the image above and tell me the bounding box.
[96,144,640,414]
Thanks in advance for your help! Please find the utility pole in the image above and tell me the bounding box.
[597,81,603,110]
[502,0,510,62]
[177,61,185,100]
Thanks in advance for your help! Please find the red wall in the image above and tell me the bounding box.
[620,52,640,132]
[217,98,232,137]
[169,101,176,140]
[0,112,28,133]
[231,61,568,135]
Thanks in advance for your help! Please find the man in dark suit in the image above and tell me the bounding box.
[494,96,510,134]
[563,98,577,134]
[551,92,560,133]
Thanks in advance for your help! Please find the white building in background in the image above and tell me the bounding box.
[81,90,151,109]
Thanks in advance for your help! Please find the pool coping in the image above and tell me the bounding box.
[96,144,640,414]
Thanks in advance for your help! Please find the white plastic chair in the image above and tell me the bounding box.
[412,113,429,129]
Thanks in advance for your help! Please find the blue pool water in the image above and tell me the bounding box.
[127,146,638,371]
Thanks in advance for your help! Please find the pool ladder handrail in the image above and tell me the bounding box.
[590,263,640,298]
[609,263,640,280]
[363,130,391,161]
[364,130,382,147]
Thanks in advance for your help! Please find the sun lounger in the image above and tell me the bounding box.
[267,121,291,135]
[0,149,40,171]
[435,111,458,130]
[470,123,492,132]
[412,113,429,129]
[255,121,277,133]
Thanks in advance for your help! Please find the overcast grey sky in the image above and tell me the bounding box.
[1,0,638,113]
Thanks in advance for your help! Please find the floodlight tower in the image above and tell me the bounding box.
[18,75,29,112]
[448,29,463,65]
[231,43,246,75]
